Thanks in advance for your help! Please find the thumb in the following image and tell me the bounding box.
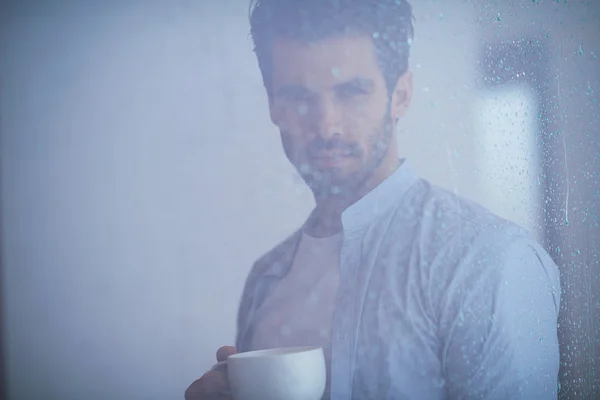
[216,346,237,362]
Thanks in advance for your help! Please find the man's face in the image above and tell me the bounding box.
[268,34,400,198]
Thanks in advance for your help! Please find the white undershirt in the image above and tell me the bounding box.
[250,230,343,391]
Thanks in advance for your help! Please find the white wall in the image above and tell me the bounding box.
[5,0,593,399]
[0,2,320,399]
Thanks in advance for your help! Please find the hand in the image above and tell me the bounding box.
[185,346,238,400]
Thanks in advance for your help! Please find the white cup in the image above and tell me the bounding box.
[226,346,326,400]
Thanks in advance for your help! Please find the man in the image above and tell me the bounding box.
[186,0,561,398]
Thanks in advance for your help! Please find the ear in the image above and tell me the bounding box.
[390,70,413,121]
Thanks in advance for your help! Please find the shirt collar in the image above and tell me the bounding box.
[263,159,418,278]
[341,158,418,231]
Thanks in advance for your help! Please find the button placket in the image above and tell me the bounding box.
[330,230,363,398]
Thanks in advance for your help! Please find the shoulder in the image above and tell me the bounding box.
[396,178,529,260]
[416,181,555,279]
[407,178,526,236]
[395,178,560,307]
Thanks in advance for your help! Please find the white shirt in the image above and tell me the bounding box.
[237,160,561,399]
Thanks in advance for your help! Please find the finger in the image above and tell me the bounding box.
[185,371,229,399]
[203,370,229,393]
[211,361,227,373]
[216,346,237,362]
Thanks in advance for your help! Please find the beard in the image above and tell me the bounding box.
[281,109,394,199]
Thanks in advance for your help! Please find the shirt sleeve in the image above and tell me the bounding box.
[439,236,561,399]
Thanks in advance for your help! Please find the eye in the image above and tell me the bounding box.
[286,92,310,102]
[278,89,314,103]
[337,85,368,99]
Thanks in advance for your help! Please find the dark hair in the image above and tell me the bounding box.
[249,0,415,96]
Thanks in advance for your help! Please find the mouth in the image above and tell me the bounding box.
[310,151,354,167]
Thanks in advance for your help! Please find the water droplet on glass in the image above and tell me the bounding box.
[297,104,308,116]
[299,163,311,174]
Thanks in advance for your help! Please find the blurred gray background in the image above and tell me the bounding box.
[1,0,598,399]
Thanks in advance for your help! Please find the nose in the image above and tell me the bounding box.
[312,96,343,140]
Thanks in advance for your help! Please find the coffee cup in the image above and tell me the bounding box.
[226,346,326,400]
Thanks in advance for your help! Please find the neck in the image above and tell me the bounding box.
[304,156,400,238]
